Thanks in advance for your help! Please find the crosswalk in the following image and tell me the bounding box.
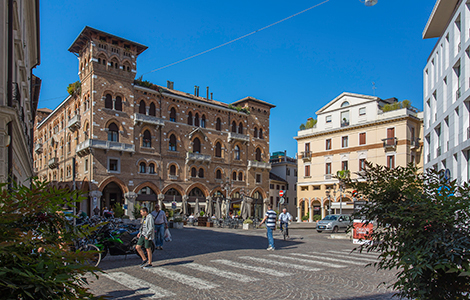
[96,250,380,299]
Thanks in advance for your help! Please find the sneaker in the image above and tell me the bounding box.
[266,246,273,251]
[139,259,148,267]
[143,263,153,269]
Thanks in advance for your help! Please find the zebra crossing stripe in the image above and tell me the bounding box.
[144,267,219,289]
[183,263,258,283]
[213,259,293,277]
[338,249,380,257]
[239,256,322,272]
[267,254,344,268]
[291,253,366,266]
[102,272,175,299]
[325,250,379,262]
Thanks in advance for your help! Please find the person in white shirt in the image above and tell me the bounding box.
[150,204,168,250]
[278,208,292,238]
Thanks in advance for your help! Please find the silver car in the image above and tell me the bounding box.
[316,214,351,233]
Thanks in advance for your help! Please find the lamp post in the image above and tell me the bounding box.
[221,177,233,218]
[325,187,332,215]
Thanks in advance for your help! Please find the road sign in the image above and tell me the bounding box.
[171,201,177,209]
[279,190,284,197]
[279,197,285,205]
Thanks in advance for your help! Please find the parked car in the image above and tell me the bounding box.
[317,214,351,233]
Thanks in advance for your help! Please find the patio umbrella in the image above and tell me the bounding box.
[206,197,213,217]
[221,198,227,218]
[194,198,200,216]
[215,198,221,219]
[181,196,188,215]
[225,199,231,218]
[239,198,247,219]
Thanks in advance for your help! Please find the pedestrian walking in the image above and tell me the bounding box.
[259,204,277,250]
[136,207,155,268]
[93,206,100,216]
[151,204,167,250]
[278,208,292,238]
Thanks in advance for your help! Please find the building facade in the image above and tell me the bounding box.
[294,92,423,221]
[33,27,274,218]
[423,0,470,181]
[0,0,41,187]
[269,151,298,219]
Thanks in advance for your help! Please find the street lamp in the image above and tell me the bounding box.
[220,177,233,218]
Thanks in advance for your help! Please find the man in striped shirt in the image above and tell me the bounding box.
[259,204,277,251]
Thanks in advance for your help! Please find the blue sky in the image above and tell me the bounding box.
[36,0,438,156]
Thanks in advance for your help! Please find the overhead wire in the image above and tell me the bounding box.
[142,0,331,75]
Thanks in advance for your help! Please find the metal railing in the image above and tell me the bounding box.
[341,120,350,127]
[186,152,211,164]
[68,114,81,131]
[133,113,165,127]
[48,157,59,169]
[324,174,332,180]
[228,132,250,143]
[76,139,135,156]
[300,151,311,160]
[410,138,420,149]
[382,137,397,149]
[248,160,271,170]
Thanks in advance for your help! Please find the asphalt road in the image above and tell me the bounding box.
[86,226,399,300]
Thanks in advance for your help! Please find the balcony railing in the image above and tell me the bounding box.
[186,152,211,164]
[382,137,397,150]
[341,120,350,127]
[228,132,249,143]
[76,139,135,157]
[34,143,43,154]
[410,138,420,149]
[437,146,441,157]
[48,157,59,169]
[300,151,311,161]
[168,175,178,180]
[68,114,81,131]
[324,174,332,180]
[248,160,271,170]
[133,113,165,127]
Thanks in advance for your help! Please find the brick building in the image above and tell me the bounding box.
[34,26,274,218]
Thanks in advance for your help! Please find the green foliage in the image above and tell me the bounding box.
[134,76,154,88]
[301,215,308,221]
[173,217,183,223]
[305,118,317,129]
[199,211,205,217]
[313,214,322,221]
[346,162,470,300]
[67,81,81,96]
[132,203,142,219]
[243,218,253,224]
[299,124,306,130]
[382,100,412,112]
[113,203,124,218]
[336,170,350,180]
[402,99,411,109]
[0,179,103,299]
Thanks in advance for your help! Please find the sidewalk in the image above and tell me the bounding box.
[289,221,317,229]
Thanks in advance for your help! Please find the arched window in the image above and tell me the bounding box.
[238,172,243,181]
[231,121,237,133]
[140,162,146,173]
[201,115,206,128]
[170,165,176,176]
[191,167,197,177]
[149,163,155,174]
[234,145,240,160]
[67,135,71,153]
[149,102,156,116]
[216,169,222,179]
[254,127,258,138]
[193,138,201,153]
[169,134,177,151]
[170,107,176,122]
[238,122,243,134]
[142,130,151,147]
[105,94,112,109]
[194,113,200,127]
[108,123,119,142]
[115,96,122,111]
[216,118,222,131]
[341,101,350,107]
[259,128,263,139]
[215,142,222,157]
[255,148,262,162]
[139,100,146,114]
[188,111,193,125]
[232,171,237,181]
[198,168,204,178]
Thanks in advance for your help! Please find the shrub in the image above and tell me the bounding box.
[132,203,142,219]
[299,123,306,130]
[346,162,470,299]
[301,215,308,221]
[313,214,322,221]
[243,218,253,224]
[113,203,124,218]
[0,179,102,299]
[67,81,81,96]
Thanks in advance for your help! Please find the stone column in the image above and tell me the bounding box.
[321,196,326,219]
[297,205,301,222]
[263,198,269,217]
[124,191,137,219]
[308,198,313,222]
[89,190,102,212]
[158,193,164,210]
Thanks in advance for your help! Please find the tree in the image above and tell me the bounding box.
[0,179,103,299]
[67,81,81,96]
[346,163,470,299]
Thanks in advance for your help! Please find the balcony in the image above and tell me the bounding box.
[324,174,332,180]
[48,157,59,169]
[300,151,311,161]
[76,139,135,157]
[248,160,271,170]
[437,147,441,157]
[410,138,420,149]
[68,114,81,132]
[168,175,178,180]
[382,137,397,151]
[133,113,165,127]
[34,143,43,154]
[228,132,249,143]
[186,152,211,164]
[341,120,350,127]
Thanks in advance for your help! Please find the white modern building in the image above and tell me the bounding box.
[423,0,470,181]
[269,151,298,219]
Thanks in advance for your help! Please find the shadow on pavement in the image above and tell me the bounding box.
[337,292,400,300]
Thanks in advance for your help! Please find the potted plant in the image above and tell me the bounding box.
[173,217,184,229]
[243,218,253,230]
[302,215,309,222]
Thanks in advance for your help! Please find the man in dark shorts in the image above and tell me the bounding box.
[136,207,155,268]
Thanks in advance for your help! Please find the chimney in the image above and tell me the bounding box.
[210,92,213,100]
[194,85,199,96]
[167,81,174,89]
[206,87,209,99]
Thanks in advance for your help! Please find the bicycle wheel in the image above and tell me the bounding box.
[79,244,101,267]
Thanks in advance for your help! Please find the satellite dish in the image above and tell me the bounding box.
[361,0,378,6]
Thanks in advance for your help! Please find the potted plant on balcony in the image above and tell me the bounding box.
[243,218,253,230]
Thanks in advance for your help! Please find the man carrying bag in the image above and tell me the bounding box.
[151,204,168,250]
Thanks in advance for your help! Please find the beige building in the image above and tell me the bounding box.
[294,92,423,221]
[33,27,274,219]
[0,0,41,187]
